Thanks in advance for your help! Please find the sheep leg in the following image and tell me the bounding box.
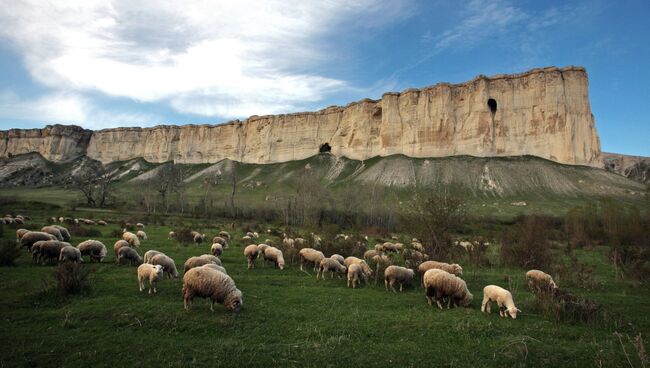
[210,300,215,312]
[384,278,389,292]
[436,299,444,310]
[138,278,144,292]
[390,280,398,293]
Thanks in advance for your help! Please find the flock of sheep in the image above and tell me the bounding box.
[11,215,560,317]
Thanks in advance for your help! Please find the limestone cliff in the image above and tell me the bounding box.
[0,66,602,167]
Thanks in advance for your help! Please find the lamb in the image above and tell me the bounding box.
[50,225,71,242]
[182,266,243,312]
[143,250,163,264]
[41,226,64,241]
[118,246,143,266]
[97,220,108,226]
[417,261,463,285]
[343,256,373,276]
[113,240,131,259]
[184,256,220,272]
[137,264,164,294]
[526,270,558,292]
[481,285,521,319]
[59,245,82,263]
[136,223,145,229]
[423,269,473,309]
[77,240,108,262]
[330,254,345,265]
[20,231,57,250]
[16,228,29,240]
[218,231,230,240]
[364,249,380,261]
[212,236,228,248]
[384,265,415,293]
[263,246,285,270]
[200,263,227,274]
[211,242,224,257]
[32,240,70,264]
[244,244,259,269]
[298,248,325,271]
[347,263,368,288]
[150,254,179,278]
[122,231,140,247]
[136,230,148,241]
[317,258,347,279]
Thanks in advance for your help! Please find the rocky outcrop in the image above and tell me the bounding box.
[603,152,650,184]
[0,66,602,167]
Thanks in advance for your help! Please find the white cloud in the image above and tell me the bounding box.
[0,0,412,120]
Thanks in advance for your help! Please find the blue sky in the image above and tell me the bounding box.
[0,0,648,156]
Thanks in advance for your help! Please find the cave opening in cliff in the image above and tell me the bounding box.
[487,98,497,114]
[319,143,332,153]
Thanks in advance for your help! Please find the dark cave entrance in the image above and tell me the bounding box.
[319,143,332,153]
[487,98,497,114]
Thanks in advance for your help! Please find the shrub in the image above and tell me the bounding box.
[530,287,622,326]
[69,225,102,238]
[554,254,600,290]
[173,228,196,246]
[499,215,556,270]
[466,238,491,267]
[0,239,21,266]
[54,263,91,295]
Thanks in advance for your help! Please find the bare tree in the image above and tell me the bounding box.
[71,161,114,208]
[230,162,238,218]
[152,162,187,213]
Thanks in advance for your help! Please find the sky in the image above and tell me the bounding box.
[0,0,648,156]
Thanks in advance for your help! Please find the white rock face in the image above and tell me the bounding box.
[0,66,602,167]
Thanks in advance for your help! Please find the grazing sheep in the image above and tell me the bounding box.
[77,240,108,262]
[257,243,269,255]
[244,244,259,269]
[97,220,108,226]
[200,263,227,274]
[282,237,294,248]
[20,231,57,250]
[347,263,368,288]
[241,235,253,244]
[137,264,164,294]
[136,223,145,229]
[83,219,96,225]
[384,266,415,293]
[59,245,82,263]
[33,240,70,264]
[58,217,64,223]
[317,258,347,279]
[371,254,391,268]
[122,231,141,247]
[211,243,224,257]
[16,228,29,240]
[50,225,71,242]
[263,247,285,270]
[481,285,521,319]
[412,241,425,252]
[218,231,230,240]
[246,231,256,239]
[381,242,400,253]
[294,238,306,247]
[298,248,325,271]
[136,230,148,241]
[182,266,243,312]
[143,250,163,264]
[184,256,219,272]
[193,233,206,245]
[113,240,131,259]
[168,231,176,240]
[417,261,463,286]
[198,254,222,265]
[330,254,345,265]
[118,246,143,266]
[212,236,228,248]
[423,269,473,309]
[151,254,179,278]
[364,249,380,261]
[343,256,373,276]
[526,270,558,291]
[335,233,349,241]
[41,226,64,241]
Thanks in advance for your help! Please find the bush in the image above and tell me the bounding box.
[554,254,600,290]
[173,227,196,246]
[499,215,556,269]
[0,239,21,266]
[530,287,622,326]
[69,225,102,238]
[54,263,91,295]
[466,238,491,267]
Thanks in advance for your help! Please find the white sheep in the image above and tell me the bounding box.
[317,258,347,279]
[210,243,224,257]
[244,244,259,269]
[423,269,473,309]
[193,233,206,245]
[330,254,345,265]
[113,240,130,259]
[481,285,521,319]
[41,226,64,241]
[384,266,414,293]
[417,261,463,286]
[184,255,221,272]
[136,230,148,241]
[212,236,229,248]
[97,220,108,226]
[150,254,179,278]
[182,266,243,312]
[59,245,82,263]
[118,246,143,266]
[263,246,285,270]
[200,263,227,274]
[526,269,558,291]
[20,231,57,250]
[138,264,164,294]
[298,248,325,271]
[347,263,368,288]
[343,256,373,276]
[136,223,145,229]
[168,231,176,240]
[219,231,230,240]
[50,225,71,242]
[32,240,70,264]
[77,240,107,262]
[122,231,140,247]
[143,250,163,264]
[16,228,29,240]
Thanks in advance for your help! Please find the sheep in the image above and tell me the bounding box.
[122,231,140,247]
[381,242,400,253]
[143,250,163,264]
[364,249,381,261]
[212,236,228,248]
[335,233,348,241]
[137,264,164,294]
[97,220,108,226]
[193,233,206,245]
[263,246,285,270]
[317,258,347,280]
[417,261,463,286]
[423,269,473,309]
[481,285,521,319]
[246,231,257,239]
[118,246,143,266]
[298,248,325,272]
[200,263,227,274]
[526,270,558,292]
[151,254,179,278]
[20,231,57,250]
[282,237,294,248]
[184,256,219,272]
[412,241,425,252]
[136,230,148,241]
[343,256,373,276]
[49,225,71,242]
[16,228,29,240]
[257,243,269,255]
[347,263,368,289]
[77,240,108,262]
[58,216,64,223]
[244,244,259,269]
[41,226,64,241]
[198,254,222,265]
[136,223,145,229]
[113,240,131,259]
[294,238,306,247]
[330,254,345,265]
[371,254,391,268]
[182,266,243,312]
[83,219,96,225]
[210,243,224,257]
[32,240,70,264]
[384,266,415,293]
[218,231,230,240]
[59,245,82,263]
[241,235,253,244]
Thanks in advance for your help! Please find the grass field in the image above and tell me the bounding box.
[1,201,649,367]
